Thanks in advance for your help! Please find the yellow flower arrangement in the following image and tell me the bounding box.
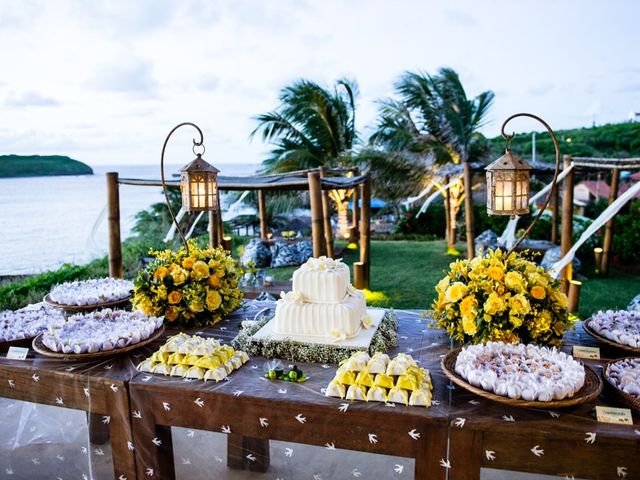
[432,249,573,346]
[133,240,243,328]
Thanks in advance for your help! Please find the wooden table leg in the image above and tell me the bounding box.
[227,434,244,469]
[415,425,449,480]
[449,428,482,480]
[87,412,110,445]
[244,436,270,473]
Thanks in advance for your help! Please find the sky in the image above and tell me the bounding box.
[0,0,638,167]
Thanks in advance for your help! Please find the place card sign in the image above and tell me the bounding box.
[573,346,600,359]
[596,406,633,425]
[6,346,29,361]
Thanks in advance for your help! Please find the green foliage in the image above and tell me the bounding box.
[0,155,93,178]
[488,122,640,163]
[612,200,640,262]
[252,78,359,173]
[396,205,448,237]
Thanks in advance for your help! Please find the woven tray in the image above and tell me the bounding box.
[32,326,164,361]
[603,358,640,415]
[583,318,640,354]
[43,294,132,314]
[441,347,602,409]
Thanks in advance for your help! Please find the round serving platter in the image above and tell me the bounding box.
[582,318,640,355]
[441,347,603,409]
[43,294,132,314]
[602,358,640,415]
[32,326,164,361]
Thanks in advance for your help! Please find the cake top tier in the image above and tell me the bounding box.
[292,256,351,303]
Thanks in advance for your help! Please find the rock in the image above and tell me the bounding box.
[540,246,582,273]
[475,229,500,256]
[240,239,272,268]
[628,294,640,312]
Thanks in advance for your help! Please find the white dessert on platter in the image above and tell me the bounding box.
[273,256,368,340]
[605,358,640,397]
[0,308,65,342]
[455,341,585,402]
[589,310,640,348]
[49,278,134,306]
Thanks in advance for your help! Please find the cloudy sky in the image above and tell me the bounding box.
[0,0,638,167]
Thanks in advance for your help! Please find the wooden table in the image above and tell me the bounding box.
[128,302,452,480]
[0,345,140,480]
[446,326,640,480]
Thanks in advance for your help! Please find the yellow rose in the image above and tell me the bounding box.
[550,289,568,309]
[530,285,546,300]
[504,271,525,292]
[182,256,196,270]
[191,260,210,280]
[155,285,167,300]
[509,293,531,315]
[168,291,183,304]
[445,282,468,303]
[486,265,504,282]
[188,298,204,313]
[171,267,188,286]
[462,315,478,335]
[527,272,548,287]
[153,266,168,281]
[484,292,506,316]
[165,306,179,322]
[459,295,478,320]
[436,276,450,294]
[206,290,222,311]
[208,275,222,288]
[509,315,523,328]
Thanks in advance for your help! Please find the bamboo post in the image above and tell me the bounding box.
[208,211,219,248]
[352,167,360,241]
[353,262,366,289]
[222,236,232,253]
[308,171,325,257]
[257,189,268,239]
[359,173,372,289]
[567,280,582,314]
[560,155,574,290]
[106,172,123,279]
[443,175,451,247]
[217,194,224,247]
[551,177,559,244]
[319,168,335,258]
[600,168,620,275]
[462,161,475,259]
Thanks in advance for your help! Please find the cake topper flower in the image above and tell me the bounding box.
[280,291,305,304]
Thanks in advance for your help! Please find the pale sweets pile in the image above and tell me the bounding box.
[49,278,134,306]
[455,342,585,402]
[41,309,163,354]
[605,358,640,397]
[325,351,433,407]
[0,308,65,342]
[589,310,640,348]
[137,333,249,381]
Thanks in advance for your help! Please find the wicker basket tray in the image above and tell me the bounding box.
[32,326,164,361]
[582,318,640,354]
[441,347,602,409]
[602,358,640,415]
[43,294,132,314]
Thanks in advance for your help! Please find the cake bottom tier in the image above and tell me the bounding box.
[273,291,367,339]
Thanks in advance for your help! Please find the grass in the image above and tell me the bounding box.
[2,239,638,319]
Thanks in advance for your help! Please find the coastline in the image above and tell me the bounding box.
[0,155,93,178]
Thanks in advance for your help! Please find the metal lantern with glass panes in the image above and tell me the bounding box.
[485,149,532,216]
[180,154,220,212]
[486,113,561,256]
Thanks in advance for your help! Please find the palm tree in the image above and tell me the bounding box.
[368,67,494,257]
[251,78,359,173]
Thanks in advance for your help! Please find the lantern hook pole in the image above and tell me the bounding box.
[501,113,561,255]
[160,122,205,255]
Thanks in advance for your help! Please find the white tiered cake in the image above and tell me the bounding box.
[273,257,368,340]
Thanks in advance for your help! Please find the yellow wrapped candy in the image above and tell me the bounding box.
[170,364,188,376]
[167,352,185,365]
[136,359,155,373]
[395,374,419,392]
[325,380,346,398]
[150,350,170,364]
[184,366,205,379]
[194,356,221,370]
[373,373,394,389]
[366,386,387,402]
[152,363,171,375]
[336,370,356,386]
[354,370,374,388]
[346,384,367,401]
[181,354,201,366]
[409,389,432,407]
[204,366,227,382]
[387,387,409,406]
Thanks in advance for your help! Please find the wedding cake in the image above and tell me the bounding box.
[273,257,368,340]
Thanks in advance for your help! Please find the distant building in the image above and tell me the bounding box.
[574,179,640,206]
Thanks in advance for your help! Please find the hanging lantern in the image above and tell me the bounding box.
[179,153,220,213]
[485,149,532,216]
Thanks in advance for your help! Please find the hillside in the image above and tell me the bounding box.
[488,122,640,163]
[0,155,93,178]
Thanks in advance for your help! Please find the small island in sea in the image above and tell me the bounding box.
[0,154,93,178]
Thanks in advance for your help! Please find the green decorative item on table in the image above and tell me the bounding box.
[264,360,307,382]
[132,240,243,328]
[431,249,573,346]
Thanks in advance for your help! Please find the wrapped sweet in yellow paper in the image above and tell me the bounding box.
[184,366,205,379]
[152,363,171,375]
[170,364,188,376]
[194,356,221,369]
[395,374,418,391]
[373,372,395,389]
[409,389,432,407]
[387,387,409,406]
[204,366,227,382]
[137,359,155,373]
[367,353,389,374]
[167,352,185,365]
[346,384,367,401]
[337,370,356,385]
[151,350,170,363]
[325,380,346,398]
[366,386,387,402]
[354,370,374,388]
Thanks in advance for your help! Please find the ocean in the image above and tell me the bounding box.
[0,163,259,275]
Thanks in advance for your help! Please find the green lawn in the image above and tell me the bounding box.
[264,240,640,317]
